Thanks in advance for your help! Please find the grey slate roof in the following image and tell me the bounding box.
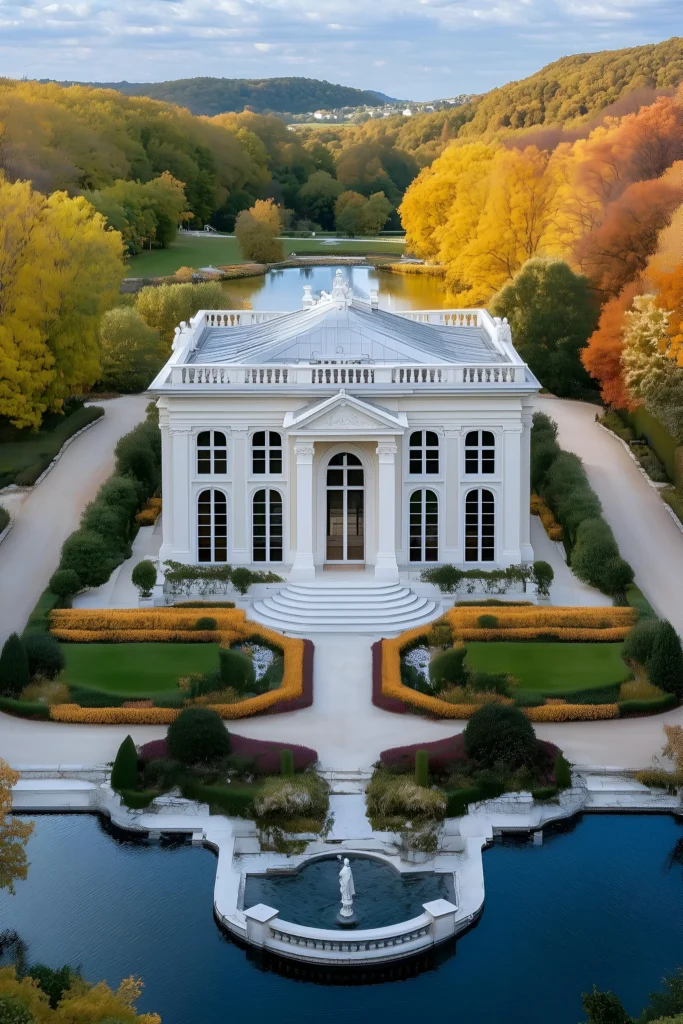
[190,300,504,366]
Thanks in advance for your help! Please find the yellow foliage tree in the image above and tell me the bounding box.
[0,758,33,895]
[0,179,124,428]
[0,967,161,1024]
[235,198,284,263]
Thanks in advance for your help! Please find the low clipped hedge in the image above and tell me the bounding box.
[118,789,159,809]
[138,733,318,775]
[0,695,50,719]
[618,694,678,716]
[180,779,256,817]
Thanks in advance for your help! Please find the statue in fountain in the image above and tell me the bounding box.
[338,856,356,925]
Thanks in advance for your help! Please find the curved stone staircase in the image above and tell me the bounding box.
[250,580,440,634]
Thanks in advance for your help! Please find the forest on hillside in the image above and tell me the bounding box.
[55,77,390,117]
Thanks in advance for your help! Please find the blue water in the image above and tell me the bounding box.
[1,814,683,1024]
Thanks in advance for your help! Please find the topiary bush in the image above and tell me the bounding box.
[167,707,231,765]
[23,633,65,680]
[464,703,539,770]
[58,529,118,589]
[48,568,81,599]
[132,559,157,598]
[622,618,661,665]
[194,616,217,631]
[111,735,139,792]
[532,560,554,598]
[218,648,256,693]
[554,751,572,789]
[0,633,30,698]
[429,645,468,691]
[477,614,499,628]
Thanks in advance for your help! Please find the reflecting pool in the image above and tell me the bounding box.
[2,814,683,1024]
[221,265,450,312]
[244,854,453,929]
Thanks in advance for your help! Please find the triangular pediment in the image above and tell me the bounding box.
[284,390,406,434]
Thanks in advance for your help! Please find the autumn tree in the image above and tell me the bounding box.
[235,198,284,262]
[0,966,161,1024]
[98,307,164,392]
[0,179,124,428]
[621,293,683,438]
[491,258,598,397]
[581,282,641,409]
[135,280,242,351]
[651,262,683,366]
[0,759,33,895]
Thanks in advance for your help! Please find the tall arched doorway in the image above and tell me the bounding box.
[325,452,365,563]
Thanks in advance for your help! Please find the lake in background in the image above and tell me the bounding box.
[2,813,683,1024]
[221,265,450,312]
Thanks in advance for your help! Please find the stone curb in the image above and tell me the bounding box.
[0,514,13,548]
[0,412,104,498]
[596,420,683,538]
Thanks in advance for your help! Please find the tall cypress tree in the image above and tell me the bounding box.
[647,620,683,699]
[0,633,30,698]
[111,735,139,793]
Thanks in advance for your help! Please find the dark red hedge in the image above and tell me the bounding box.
[371,640,406,714]
[138,733,317,774]
[381,735,561,776]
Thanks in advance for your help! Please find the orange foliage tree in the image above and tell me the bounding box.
[581,280,641,407]
[651,262,683,365]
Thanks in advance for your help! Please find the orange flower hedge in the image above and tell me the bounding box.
[530,493,563,541]
[377,606,636,721]
[48,608,310,722]
[135,497,162,526]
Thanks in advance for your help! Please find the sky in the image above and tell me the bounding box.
[0,0,681,100]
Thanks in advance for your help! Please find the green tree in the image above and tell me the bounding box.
[111,736,139,793]
[334,190,367,236]
[463,703,538,769]
[131,561,157,598]
[0,634,29,698]
[296,170,343,230]
[360,191,393,234]
[167,708,231,765]
[98,307,163,393]
[490,258,599,397]
[135,281,234,351]
[581,986,632,1024]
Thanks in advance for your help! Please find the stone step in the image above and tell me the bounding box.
[250,580,440,633]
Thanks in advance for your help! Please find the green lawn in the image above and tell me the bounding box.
[125,236,405,278]
[465,642,630,692]
[60,643,220,696]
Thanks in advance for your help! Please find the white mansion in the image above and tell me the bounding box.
[150,272,540,584]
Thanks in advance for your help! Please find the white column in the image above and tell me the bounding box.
[375,442,399,581]
[520,403,534,562]
[231,428,249,565]
[170,428,192,562]
[501,426,523,567]
[289,442,316,581]
[158,410,173,564]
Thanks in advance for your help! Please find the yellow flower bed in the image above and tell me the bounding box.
[530,493,563,541]
[446,606,636,630]
[380,608,635,721]
[48,609,306,722]
[525,703,619,722]
[49,608,247,631]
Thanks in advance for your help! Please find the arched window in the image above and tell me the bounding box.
[409,489,438,562]
[465,489,495,562]
[197,489,228,563]
[197,431,227,474]
[409,430,439,474]
[253,489,283,563]
[465,430,495,474]
[253,431,283,474]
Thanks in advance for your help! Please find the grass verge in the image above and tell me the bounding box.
[465,641,630,692]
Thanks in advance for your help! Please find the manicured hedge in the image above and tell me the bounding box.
[138,733,318,774]
[618,694,678,716]
[0,695,50,719]
[118,789,160,810]
[0,507,9,533]
[180,779,256,817]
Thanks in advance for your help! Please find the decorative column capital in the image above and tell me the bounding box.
[230,427,249,437]
[376,443,398,459]
[503,425,524,436]
[294,442,315,461]
[168,427,192,436]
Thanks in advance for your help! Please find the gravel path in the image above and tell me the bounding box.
[0,395,148,646]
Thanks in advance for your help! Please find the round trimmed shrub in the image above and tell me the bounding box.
[219,648,256,693]
[0,633,30,697]
[23,633,65,680]
[477,614,499,628]
[48,568,81,599]
[647,620,683,700]
[58,529,117,588]
[622,618,660,665]
[167,707,231,765]
[429,646,468,690]
[194,616,217,631]
[532,560,554,598]
[464,703,539,770]
[132,559,157,597]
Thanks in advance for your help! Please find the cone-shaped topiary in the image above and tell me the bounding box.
[0,633,30,697]
[167,707,231,765]
[415,749,429,788]
[111,735,139,792]
[464,703,538,770]
[647,620,683,699]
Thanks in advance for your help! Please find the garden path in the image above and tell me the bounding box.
[535,396,683,634]
[0,395,149,646]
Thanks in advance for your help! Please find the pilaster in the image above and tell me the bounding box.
[375,442,399,581]
[231,427,250,565]
[290,443,316,581]
[502,425,523,566]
